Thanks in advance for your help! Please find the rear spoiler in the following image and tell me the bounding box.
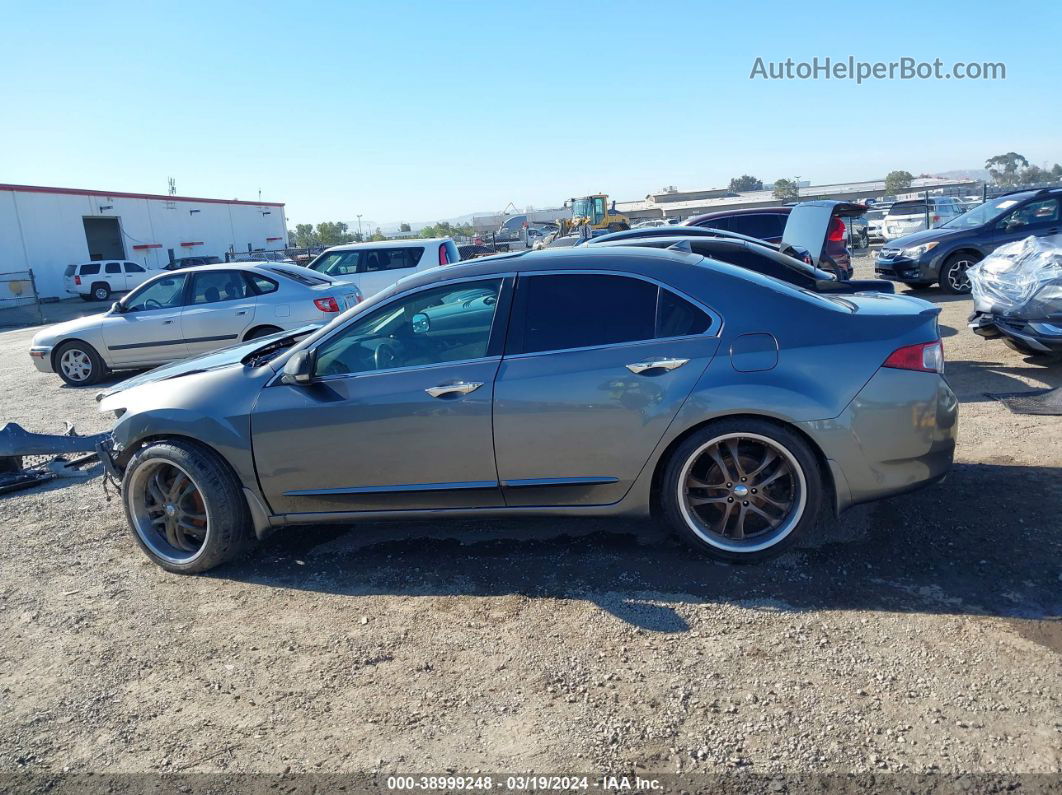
[815,278,895,294]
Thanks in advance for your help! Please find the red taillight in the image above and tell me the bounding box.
[314,296,340,313]
[438,244,449,265]
[802,253,813,265]
[827,216,846,242]
[931,214,940,223]
[883,341,943,374]
[74,275,81,285]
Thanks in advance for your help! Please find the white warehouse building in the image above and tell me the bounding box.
[0,183,288,300]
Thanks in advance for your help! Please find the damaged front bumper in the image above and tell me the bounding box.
[969,311,1062,353]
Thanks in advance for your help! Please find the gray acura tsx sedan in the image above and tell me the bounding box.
[96,245,958,573]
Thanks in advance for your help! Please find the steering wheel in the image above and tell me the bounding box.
[144,298,163,310]
[374,342,398,370]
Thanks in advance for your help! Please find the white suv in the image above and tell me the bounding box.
[882,197,966,241]
[306,238,461,298]
[64,260,157,302]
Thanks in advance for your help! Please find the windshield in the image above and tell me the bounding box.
[571,198,591,219]
[941,196,1023,230]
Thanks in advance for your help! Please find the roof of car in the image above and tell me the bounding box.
[322,238,452,252]
[686,206,792,223]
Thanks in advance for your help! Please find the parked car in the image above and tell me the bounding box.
[228,251,294,264]
[874,188,1062,293]
[587,235,894,295]
[880,197,965,242]
[588,225,817,265]
[165,256,222,271]
[95,246,956,574]
[684,202,863,279]
[64,260,157,302]
[969,235,1062,360]
[684,206,791,243]
[30,263,362,386]
[306,238,460,298]
[866,209,888,244]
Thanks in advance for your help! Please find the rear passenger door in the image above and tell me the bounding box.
[180,270,258,356]
[104,261,127,292]
[492,272,721,507]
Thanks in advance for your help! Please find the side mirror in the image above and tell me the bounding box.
[411,312,430,334]
[110,301,124,314]
[281,349,315,385]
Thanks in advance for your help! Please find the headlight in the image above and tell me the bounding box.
[900,242,939,259]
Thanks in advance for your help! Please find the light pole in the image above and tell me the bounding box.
[356,214,363,240]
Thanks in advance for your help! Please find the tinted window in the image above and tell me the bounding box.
[695,217,729,231]
[105,262,122,274]
[514,274,658,354]
[190,271,250,304]
[124,275,187,313]
[246,273,279,294]
[657,289,711,337]
[727,214,782,240]
[80,263,100,275]
[314,280,502,377]
[124,262,145,273]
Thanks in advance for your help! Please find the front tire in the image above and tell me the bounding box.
[661,419,823,562]
[122,440,254,574]
[940,253,979,294]
[54,340,107,386]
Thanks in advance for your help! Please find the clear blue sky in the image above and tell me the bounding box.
[2,0,1059,229]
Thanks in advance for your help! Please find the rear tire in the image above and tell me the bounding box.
[90,283,111,302]
[122,439,254,574]
[661,418,823,562]
[54,340,108,386]
[939,253,979,295]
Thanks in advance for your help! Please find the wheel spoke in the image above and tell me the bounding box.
[687,475,726,491]
[168,473,189,502]
[746,449,777,481]
[706,447,732,483]
[731,504,748,539]
[725,439,745,478]
[148,472,168,506]
[757,468,788,489]
[688,495,730,507]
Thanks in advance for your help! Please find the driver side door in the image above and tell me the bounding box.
[100,273,190,366]
[251,275,513,516]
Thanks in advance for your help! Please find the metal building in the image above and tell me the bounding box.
[0,183,288,300]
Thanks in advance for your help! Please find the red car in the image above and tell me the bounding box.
[685,203,862,279]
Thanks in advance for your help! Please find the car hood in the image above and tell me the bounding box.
[31,313,105,346]
[882,226,968,250]
[95,325,318,401]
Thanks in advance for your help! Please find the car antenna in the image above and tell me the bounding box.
[667,240,693,254]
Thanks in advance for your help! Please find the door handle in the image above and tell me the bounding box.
[626,358,689,374]
[236,310,248,316]
[425,382,483,398]
[162,319,174,325]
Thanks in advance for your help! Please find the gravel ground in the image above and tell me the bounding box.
[0,253,1060,781]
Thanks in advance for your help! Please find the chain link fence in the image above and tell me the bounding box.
[0,271,43,328]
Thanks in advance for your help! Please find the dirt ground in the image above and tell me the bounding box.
[0,253,1060,783]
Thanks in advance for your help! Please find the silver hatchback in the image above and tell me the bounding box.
[99,246,958,573]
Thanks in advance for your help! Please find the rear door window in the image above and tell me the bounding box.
[727,214,782,240]
[509,274,658,355]
[80,263,100,275]
[190,271,250,304]
[105,262,122,274]
[357,247,425,273]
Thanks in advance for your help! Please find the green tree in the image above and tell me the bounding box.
[729,175,764,192]
[884,170,914,195]
[771,179,799,201]
[369,227,387,242]
[985,152,1029,186]
[1022,165,1049,184]
[316,221,354,246]
[419,220,474,239]
[1052,163,1062,180]
[292,223,319,248]
[399,222,411,232]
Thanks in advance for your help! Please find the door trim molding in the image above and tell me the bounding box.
[283,480,499,497]
[501,476,619,488]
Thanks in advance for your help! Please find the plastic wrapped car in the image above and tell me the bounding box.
[968,234,1062,358]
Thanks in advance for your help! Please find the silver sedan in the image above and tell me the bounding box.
[29,263,362,386]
